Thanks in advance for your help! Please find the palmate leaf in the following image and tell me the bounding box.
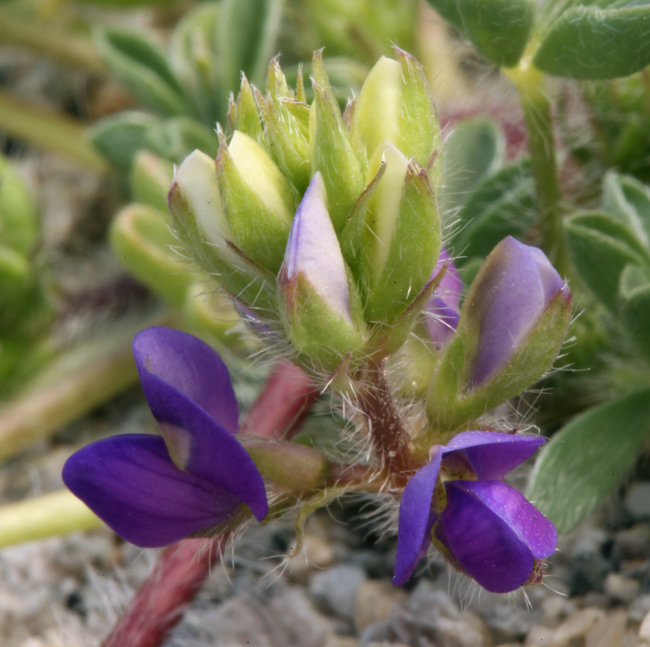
[425,0,536,67]
[96,28,189,116]
[527,389,650,534]
[565,211,650,310]
[533,0,650,79]
[440,118,505,213]
[450,159,537,264]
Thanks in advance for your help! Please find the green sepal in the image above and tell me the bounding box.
[350,52,439,166]
[369,265,446,358]
[361,146,441,325]
[109,204,190,308]
[262,75,312,193]
[309,74,364,235]
[533,3,650,80]
[565,210,649,310]
[95,28,188,117]
[527,388,650,534]
[451,159,537,264]
[427,288,571,431]
[440,117,505,212]
[216,131,295,273]
[129,151,175,213]
[227,75,264,143]
[278,269,366,372]
[168,156,276,312]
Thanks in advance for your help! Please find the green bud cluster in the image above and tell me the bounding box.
[169,50,442,372]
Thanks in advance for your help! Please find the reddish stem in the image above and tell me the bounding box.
[240,361,318,440]
[102,537,226,647]
[100,360,316,647]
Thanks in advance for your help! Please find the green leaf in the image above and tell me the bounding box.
[527,389,650,534]
[88,112,160,170]
[565,211,649,309]
[451,159,537,263]
[441,118,505,212]
[0,155,38,256]
[603,171,650,248]
[533,3,650,79]
[619,266,650,358]
[426,0,536,66]
[169,2,224,124]
[96,28,188,116]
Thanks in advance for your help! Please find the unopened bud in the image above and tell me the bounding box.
[427,237,572,430]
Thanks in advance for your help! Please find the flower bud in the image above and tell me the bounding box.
[350,50,440,171]
[169,149,276,311]
[217,130,296,273]
[427,237,572,430]
[353,142,441,325]
[261,60,311,192]
[277,173,365,370]
[227,75,263,144]
[309,51,364,234]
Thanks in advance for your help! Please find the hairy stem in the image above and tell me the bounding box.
[358,359,413,484]
[102,537,227,647]
[0,91,108,171]
[100,359,318,647]
[507,62,570,279]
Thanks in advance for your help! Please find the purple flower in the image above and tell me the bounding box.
[425,247,462,349]
[394,431,556,593]
[465,236,569,388]
[63,327,268,547]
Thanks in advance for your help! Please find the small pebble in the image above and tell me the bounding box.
[625,483,650,519]
[585,610,627,647]
[605,572,640,603]
[353,579,407,633]
[310,565,367,621]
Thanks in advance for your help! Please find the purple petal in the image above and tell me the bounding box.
[393,447,444,585]
[458,480,557,559]
[133,328,267,521]
[426,297,460,349]
[436,480,536,593]
[133,327,239,433]
[443,431,546,480]
[433,247,463,312]
[467,237,563,387]
[283,172,352,324]
[63,435,243,547]
[425,247,462,348]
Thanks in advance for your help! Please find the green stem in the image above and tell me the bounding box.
[0,491,101,549]
[0,330,143,462]
[0,90,108,172]
[0,13,105,74]
[507,63,570,279]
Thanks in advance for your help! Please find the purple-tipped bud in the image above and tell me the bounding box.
[278,173,364,369]
[466,236,570,387]
[427,237,572,430]
[425,247,462,349]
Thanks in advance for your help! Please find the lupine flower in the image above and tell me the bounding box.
[394,431,556,593]
[278,172,365,369]
[464,236,570,388]
[63,327,268,547]
[426,237,572,430]
[425,247,462,349]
